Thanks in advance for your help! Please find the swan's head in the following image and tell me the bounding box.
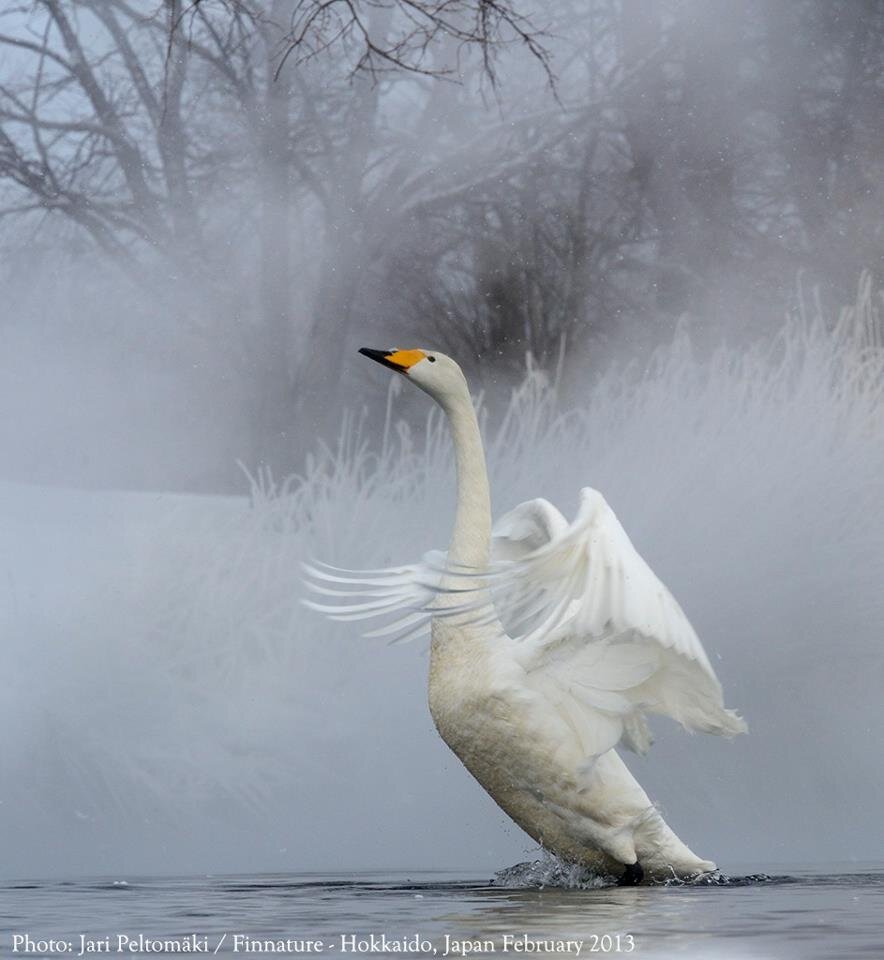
[359,347,468,406]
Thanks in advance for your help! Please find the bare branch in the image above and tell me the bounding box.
[169,1,555,88]
[0,31,72,70]
[38,0,165,238]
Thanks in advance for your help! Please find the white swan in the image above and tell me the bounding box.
[306,348,747,883]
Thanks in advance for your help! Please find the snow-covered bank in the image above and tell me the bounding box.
[0,481,501,878]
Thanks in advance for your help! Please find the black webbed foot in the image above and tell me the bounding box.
[617,861,644,886]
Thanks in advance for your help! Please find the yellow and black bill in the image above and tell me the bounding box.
[358,348,425,373]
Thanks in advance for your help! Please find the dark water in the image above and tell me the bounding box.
[2,865,882,960]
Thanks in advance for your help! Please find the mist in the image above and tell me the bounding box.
[2,280,882,879]
[1,1,883,880]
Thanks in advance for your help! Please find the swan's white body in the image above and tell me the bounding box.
[307,348,746,881]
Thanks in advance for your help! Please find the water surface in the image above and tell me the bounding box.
[3,864,881,960]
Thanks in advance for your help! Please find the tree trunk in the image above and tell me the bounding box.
[248,0,297,474]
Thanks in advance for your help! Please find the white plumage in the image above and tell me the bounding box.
[305,348,746,882]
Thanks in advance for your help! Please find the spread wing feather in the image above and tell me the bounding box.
[303,487,746,757]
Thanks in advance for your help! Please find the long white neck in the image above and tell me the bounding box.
[429,384,496,671]
[442,390,491,570]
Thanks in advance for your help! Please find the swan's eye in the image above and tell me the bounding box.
[428,355,436,362]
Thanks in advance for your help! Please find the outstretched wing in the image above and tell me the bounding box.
[301,498,566,642]
[484,489,747,756]
[303,488,747,756]
[301,553,449,644]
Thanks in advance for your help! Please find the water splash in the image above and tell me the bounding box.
[491,852,784,889]
[493,852,613,889]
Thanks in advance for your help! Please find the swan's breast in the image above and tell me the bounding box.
[425,619,674,872]
[427,621,572,791]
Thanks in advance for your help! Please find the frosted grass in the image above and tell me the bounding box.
[2,275,882,877]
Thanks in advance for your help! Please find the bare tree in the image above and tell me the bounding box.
[171,0,558,442]
[1,0,557,475]
[0,2,289,466]
[385,115,646,377]
[616,0,884,335]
